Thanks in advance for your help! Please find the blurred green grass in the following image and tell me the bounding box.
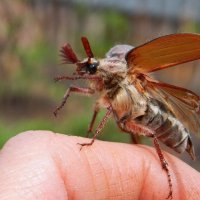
[0,111,131,148]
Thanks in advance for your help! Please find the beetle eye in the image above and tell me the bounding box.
[86,61,99,74]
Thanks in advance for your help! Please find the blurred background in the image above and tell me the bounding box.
[0,0,200,170]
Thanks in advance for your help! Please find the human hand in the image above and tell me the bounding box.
[0,130,199,200]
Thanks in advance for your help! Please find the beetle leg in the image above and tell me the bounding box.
[153,135,173,199]
[115,120,173,199]
[78,106,112,148]
[54,75,101,81]
[54,86,94,117]
[114,112,140,144]
[117,123,140,144]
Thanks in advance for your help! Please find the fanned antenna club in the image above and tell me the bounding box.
[60,43,79,64]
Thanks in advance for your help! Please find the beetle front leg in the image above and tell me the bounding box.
[54,86,94,117]
[78,106,112,148]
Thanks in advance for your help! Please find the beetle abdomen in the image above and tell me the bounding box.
[135,99,195,159]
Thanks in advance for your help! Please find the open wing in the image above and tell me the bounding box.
[126,33,200,73]
[141,75,200,135]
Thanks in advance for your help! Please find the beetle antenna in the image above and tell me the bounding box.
[81,37,94,61]
[60,43,79,64]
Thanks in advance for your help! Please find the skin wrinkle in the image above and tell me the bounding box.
[47,161,69,198]
[35,158,67,199]
[89,144,111,199]
[9,161,38,198]
[81,140,138,197]
[118,144,147,200]
[174,161,198,200]
[189,178,200,199]
[137,145,171,199]
[188,188,197,200]
[153,146,185,200]
[95,143,137,199]
[130,152,144,197]
[51,154,69,200]
[31,132,69,200]
[81,143,119,200]
[17,162,45,193]
[138,154,151,200]
[138,153,158,199]
[114,149,138,199]
[100,145,118,198]
[75,144,111,198]
[78,145,98,199]
[110,148,127,199]
[138,144,192,200]
[50,135,95,199]
[191,184,200,200]
[4,156,52,198]
[105,150,124,198]
[48,133,75,200]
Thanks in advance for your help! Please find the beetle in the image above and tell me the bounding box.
[54,34,200,199]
